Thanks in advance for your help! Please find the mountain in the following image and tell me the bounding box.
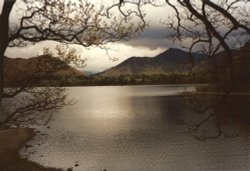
[4,55,85,85]
[99,48,206,77]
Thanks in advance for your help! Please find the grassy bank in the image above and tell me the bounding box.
[0,128,62,171]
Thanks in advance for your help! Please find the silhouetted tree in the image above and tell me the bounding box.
[0,0,146,102]
[0,0,145,126]
[118,0,250,139]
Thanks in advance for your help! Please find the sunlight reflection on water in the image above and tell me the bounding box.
[21,85,250,171]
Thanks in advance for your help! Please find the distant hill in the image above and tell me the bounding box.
[4,55,85,86]
[99,48,206,77]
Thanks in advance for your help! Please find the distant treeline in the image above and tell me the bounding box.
[37,73,210,86]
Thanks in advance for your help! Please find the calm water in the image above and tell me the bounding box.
[22,85,250,171]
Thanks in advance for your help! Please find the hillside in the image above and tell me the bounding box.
[99,48,206,77]
[4,55,85,86]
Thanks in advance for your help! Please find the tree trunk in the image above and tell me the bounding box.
[0,0,16,104]
[0,19,9,104]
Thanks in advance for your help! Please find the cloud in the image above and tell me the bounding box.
[121,27,176,50]
[122,24,250,52]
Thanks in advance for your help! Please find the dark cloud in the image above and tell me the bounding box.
[121,27,175,50]
[122,26,249,51]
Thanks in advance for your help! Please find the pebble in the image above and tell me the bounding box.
[25,144,33,148]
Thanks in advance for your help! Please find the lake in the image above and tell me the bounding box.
[22,85,250,171]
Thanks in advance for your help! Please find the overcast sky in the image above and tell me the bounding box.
[2,0,178,73]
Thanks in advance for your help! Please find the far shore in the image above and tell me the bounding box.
[183,91,250,96]
[0,128,62,171]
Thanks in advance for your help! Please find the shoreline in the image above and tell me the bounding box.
[3,83,206,88]
[0,128,62,171]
